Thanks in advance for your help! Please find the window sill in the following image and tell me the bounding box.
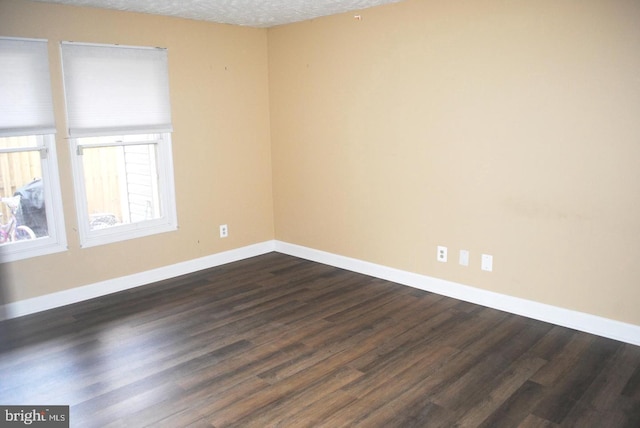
[79,220,178,249]
[0,238,67,263]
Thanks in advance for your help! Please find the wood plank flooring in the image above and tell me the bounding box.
[1,253,639,427]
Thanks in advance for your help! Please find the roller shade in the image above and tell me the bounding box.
[61,42,172,137]
[0,38,55,137]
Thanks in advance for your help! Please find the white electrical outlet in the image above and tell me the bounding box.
[219,224,228,238]
[437,246,447,262]
[459,250,469,266]
[481,254,493,271]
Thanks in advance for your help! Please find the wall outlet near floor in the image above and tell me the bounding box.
[437,246,447,262]
[459,250,469,266]
[219,224,228,238]
[481,254,493,271]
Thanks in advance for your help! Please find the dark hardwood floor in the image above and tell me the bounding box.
[1,253,639,427]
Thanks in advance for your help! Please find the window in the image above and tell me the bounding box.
[61,42,177,247]
[0,38,66,262]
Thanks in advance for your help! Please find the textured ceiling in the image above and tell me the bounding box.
[33,0,405,27]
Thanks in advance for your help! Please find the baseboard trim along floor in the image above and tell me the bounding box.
[1,241,276,320]
[2,239,639,346]
[274,241,640,347]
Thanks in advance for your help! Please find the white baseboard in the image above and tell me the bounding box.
[275,241,640,346]
[3,239,639,346]
[1,241,276,320]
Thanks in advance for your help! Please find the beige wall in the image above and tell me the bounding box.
[0,0,274,302]
[269,0,640,325]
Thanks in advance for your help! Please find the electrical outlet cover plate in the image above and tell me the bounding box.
[437,246,447,262]
[219,224,228,238]
[459,250,469,266]
[481,254,493,271]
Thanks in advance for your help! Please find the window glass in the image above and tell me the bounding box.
[0,137,46,242]
[77,135,162,231]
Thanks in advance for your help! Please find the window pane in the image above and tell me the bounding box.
[80,142,161,231]
[0,137,48,244]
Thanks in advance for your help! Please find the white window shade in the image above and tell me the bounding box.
[61,42,173,137]
[0,38,55,137]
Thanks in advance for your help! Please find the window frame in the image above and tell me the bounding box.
[69,133,177,248]
[60,41,178,248]
[0,134,67,263]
